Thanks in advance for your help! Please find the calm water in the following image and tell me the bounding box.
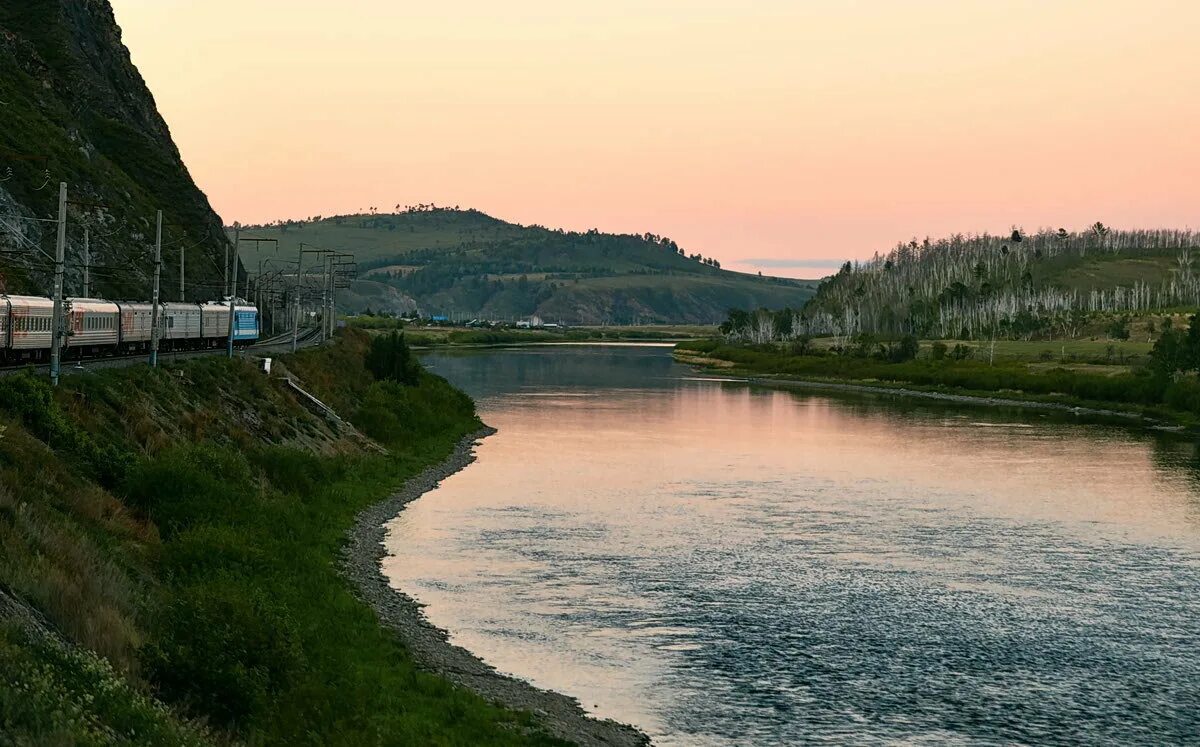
[384,345,1200,746]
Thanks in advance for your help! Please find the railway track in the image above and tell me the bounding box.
[0,327,324,378]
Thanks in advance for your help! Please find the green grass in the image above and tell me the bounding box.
[1045,254,1180,292]
[0,330,571,744]
[803,336,1151,364]
[350,321,716,347]
[239,210,816,323]
[679,339,1200,426]
[0,622,208,746]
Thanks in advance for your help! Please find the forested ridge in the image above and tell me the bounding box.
[742,224,1200,343]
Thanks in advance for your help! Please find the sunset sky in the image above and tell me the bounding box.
[110,1,1199,278]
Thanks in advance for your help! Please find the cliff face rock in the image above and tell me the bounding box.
[0,0,231,300]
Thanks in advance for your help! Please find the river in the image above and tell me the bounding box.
[383,344,1200,745]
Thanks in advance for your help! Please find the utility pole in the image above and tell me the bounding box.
[179,241,185,301]
[324,259,333,338]
[293,243,302,352]
[49,182,67,386]
[82,226,90,298]
[227,228,239,358]
[319,254,329,342]
[224,240,230,297]
[149,210,162,367]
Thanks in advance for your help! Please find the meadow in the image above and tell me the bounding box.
[677,338,1200,426]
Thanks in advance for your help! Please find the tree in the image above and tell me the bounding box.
[365,332,420,385]
[885,334,919,363]
[1149,314,1200,378]
[1106,316,1130,341]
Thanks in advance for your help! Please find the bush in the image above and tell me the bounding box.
[885,334,920,363]
[1107,316,1131,341]
[950,343,973,361]
[1164,378,1200,414]
[122,446,256,538]
[0,372,132,487]
[930,341,948,361]
[788,335,814,356]
[143,579,305,728]
[365,332,420,385]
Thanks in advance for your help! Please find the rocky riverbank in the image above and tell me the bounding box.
[340,426,650,747]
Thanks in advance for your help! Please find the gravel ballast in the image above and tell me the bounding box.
[340,426,650,747]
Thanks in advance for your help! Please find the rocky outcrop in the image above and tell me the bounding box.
[0,0,231,299]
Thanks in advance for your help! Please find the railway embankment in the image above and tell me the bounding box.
[0,328,576,744]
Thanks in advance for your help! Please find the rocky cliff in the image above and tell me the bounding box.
[0,0,232,300]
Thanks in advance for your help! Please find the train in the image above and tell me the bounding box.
[0,295,260,364]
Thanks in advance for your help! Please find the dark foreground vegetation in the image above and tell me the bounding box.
[0,329,564,744]
[681,313,1200,425]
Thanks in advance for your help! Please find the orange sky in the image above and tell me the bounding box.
[110,1,1199,277]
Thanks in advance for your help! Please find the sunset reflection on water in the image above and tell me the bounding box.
[384,345,1200,745]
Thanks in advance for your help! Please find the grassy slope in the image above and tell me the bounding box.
[678,339,1200,426]
[1045,254,1179,292]
[0,331,566,745]
[236,211,816,323]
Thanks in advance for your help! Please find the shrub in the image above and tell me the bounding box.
[365,332,420,385]
[1107,316,1131,341]
[122,446,256,538]
[885,334,920,363]
[950,343,973,361]
[0,372,132,487]
[143,579,304,728]
[930,341,948,361]
[788,335,814,356]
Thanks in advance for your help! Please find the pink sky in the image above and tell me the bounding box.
[111,1,1199,278]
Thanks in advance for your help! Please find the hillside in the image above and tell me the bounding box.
[797,226,1200,341]
[0,333,581,744]
[0,0,233,300]
[235,208,817,324]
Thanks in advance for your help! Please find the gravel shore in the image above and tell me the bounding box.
[340,426,650,747]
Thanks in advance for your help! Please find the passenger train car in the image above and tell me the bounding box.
[0,296,259,363]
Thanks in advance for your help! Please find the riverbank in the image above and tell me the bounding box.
[351,322,713,348]
[675,343,1196,430]
[342,426,649,747]
[0,330,614,744]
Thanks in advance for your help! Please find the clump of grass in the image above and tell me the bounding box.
[0,622,208,745]
[0,421,149,671]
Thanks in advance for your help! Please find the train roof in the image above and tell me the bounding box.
[4,295,54,310]
[68,298,120,312]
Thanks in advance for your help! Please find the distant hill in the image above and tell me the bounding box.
[234,209,817,324]
[800,225,1200,340]
[0,1,233,300]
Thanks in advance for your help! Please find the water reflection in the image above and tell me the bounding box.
[384,345,1200,745]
